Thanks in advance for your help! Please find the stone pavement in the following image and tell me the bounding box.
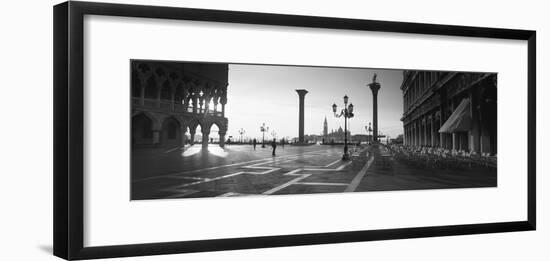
[355,145,497,191]
[131,144,367,199]
[131,144,497,200]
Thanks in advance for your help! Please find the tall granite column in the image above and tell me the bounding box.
[368,75,381,143]
[296,89,308,144]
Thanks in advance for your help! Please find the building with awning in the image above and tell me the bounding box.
[400,71,497,155]
[438,98,471,133]
[438,98,471,151]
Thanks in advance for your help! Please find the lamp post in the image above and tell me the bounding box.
[260,123,269,148]
[333,95,354,160]
[365,122,372,144]
[238,128,245,144]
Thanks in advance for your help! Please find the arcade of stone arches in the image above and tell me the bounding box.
[132,112,227,148]
[402,73,497,155]
[131,61,229,148]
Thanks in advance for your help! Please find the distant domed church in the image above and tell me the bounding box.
[322,116,350,143]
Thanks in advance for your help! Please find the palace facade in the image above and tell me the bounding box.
[131,60,229,148]
[401,71,497,155]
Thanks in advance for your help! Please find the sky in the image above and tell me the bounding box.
[224,64,404,141]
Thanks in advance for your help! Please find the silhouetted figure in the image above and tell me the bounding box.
[271,138,277,156]
[281,138,285,148]
[253,138,257,150]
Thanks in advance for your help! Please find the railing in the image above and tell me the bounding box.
[132,97,224,117]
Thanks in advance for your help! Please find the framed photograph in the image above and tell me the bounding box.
[54,1,536,260]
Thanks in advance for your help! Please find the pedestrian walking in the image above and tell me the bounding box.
[281,138,285,149]
[271,138,277,156]
[253,138,257,150]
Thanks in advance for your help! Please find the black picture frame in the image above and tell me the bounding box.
[53,1,536,260]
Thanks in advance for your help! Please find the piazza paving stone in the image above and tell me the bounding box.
[131,144,496,200]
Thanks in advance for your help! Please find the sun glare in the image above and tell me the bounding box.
[181,145,228,158]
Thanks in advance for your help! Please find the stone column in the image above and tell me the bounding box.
[410,125,413,146]
[415,121,419,146]
[411,124,414,146]
[413,123,417,146]
[417,121,421,146]
[480,131,491,154]
[439,106,445,149]
[199,98,205,114]
[181,128,187,146]
[408,126,411,146]
[219,131,226,148]
[221,95,227,117]
[404,126,408,145]
[420,121,423,146]
[469,91,481,154]
[156,88,162,108]
[171,91,175,112]
[424,118,429,147]
[418,120,422,146]
[452,133,457,151]
[152,129,160,146]
[192,97,198,114]
[368,80,381,142]
[295,89,308,144]
[183,98,190,112]
[201,128,210,148]
[140,86,145,106]
[411,125,415,146]
[404,125,408,145]
[431,114,437,148]
[189,129,196,145]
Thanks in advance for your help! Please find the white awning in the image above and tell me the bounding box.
[438,98,471,133]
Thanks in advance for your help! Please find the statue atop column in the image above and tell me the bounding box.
[368,73,381,143]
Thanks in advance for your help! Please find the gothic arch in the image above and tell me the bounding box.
[132,111,161,130]
[159,114,185,129]
[132,113,153,145]
[160,81,171,100]
[187,119,202,134]
[144,76,157,99]
[160,116,181,146]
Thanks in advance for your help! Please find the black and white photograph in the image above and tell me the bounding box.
[1,0,543,260]
[131,60,497,200]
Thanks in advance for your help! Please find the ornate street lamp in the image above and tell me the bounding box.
[333,95,354,160]
[365,122,372,144]
[238,128,245,144]
[260,123,269,148]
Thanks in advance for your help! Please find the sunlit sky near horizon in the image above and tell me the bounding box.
[224,64,404,141]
